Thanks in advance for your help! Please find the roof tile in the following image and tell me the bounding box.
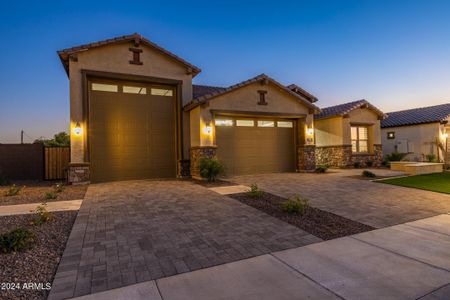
[381,103,450,128]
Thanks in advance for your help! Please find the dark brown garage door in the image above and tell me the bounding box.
[215,118,295,176]
[88,81,176,182]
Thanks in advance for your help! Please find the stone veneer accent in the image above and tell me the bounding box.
[190,146,217,179]
[178,159,191,178]
[315,144,383,168]
[298,145,316,171]
[68,163,90,185]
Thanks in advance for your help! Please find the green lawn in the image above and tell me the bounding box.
[379,172,450,194]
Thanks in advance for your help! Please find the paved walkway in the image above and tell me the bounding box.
[0,200,83,216]
[49,180,319,300]
[231,169,450,228]
[71,214,450,300]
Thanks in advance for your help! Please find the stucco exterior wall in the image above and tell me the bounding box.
[345,108,381,145]
[315,117,344,147]
[190,81,314,147]
[68,42,194,163]
[381,122,444,161]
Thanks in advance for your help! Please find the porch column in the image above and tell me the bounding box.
[297,113,316,171]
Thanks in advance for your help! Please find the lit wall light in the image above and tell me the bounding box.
[73,122,83,136]
[306,127,314,135]
[203,126,212,135]
[443,132,448,139]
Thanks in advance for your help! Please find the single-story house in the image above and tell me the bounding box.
[314,100,386,167]
[381,103,450,162]
[58,33,384,183]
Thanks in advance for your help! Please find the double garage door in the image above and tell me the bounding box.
[88,80,176,183]
[215,117,296,176]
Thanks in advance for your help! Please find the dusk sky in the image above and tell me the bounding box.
[1,0,449,143]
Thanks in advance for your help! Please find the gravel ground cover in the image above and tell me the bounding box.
[0,211,77,300]
[0,182,87,206]
[229,192,374,240]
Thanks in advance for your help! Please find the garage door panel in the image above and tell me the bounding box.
[89,81,176,182]
[216,118,295,177]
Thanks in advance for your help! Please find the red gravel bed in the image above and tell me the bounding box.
[0,211,77,300]
[0,182,87,206]
[229,192,374,240]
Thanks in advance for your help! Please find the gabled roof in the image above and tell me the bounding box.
[287,84,318,103]
[315,99,386,120]
[193,85,226,99]
[381,103,450,128]
[185,74,321,112]
[57,33,201,77]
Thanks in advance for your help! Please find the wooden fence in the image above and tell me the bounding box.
[44,147,70,180]
[0,144,44,180]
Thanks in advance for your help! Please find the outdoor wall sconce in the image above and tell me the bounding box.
[443,132,448,139]
[73,122,83,136]
[306,127,314,135]
[203,126,212,135]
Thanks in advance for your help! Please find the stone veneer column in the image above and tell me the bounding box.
[68,163,90,185]
[298,145,316,171]
[190,146,217,179]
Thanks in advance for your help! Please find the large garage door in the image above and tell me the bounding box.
[215,117,295,176]
[88,81,176,182]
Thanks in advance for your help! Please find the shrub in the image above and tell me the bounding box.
[281,195,310,215]
[315,164,328,173]
[353,161,361,168]
[33,203,51,225]
[425,154,437,162]
[199,157,224,182]
[247,184,263,198]
[366,160,374,167]
[0,227,35,253]
[4,184,23,197]
[362,170,376,178]
[45,191,57,200]
[385,151,407,162]
[54,182,65,193]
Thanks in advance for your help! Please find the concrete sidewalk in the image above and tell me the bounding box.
[0,200,82,216]
[71,214,450,300]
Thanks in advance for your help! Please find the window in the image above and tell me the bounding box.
[351,126,369,153]
[387,132,395,139]
[151,88,173,96]
[91,83,118,92]
[236,120,254,127]
[257,120,274,127]
[123,86,147,94]
[277,121,293,128]
[215,119,233,126]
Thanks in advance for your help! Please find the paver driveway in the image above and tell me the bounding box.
[231,169,450,228]
[49,180,319,300]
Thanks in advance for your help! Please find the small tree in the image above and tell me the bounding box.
[34,132,70,147]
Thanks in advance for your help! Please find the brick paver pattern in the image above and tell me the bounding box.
[232,169,450,228]
[49,180,319,299]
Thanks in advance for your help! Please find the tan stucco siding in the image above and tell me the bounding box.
[68,42,193,163]
[315,117,344,147]
[190,82,313,147]
[346,108,381,145]
[207,82,310,115]
[315,108,381,151]
[381,122,442,161]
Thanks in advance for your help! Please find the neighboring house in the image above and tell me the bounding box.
[58,33,382,183]
[314,100,386,167]
[381,104,450,162]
